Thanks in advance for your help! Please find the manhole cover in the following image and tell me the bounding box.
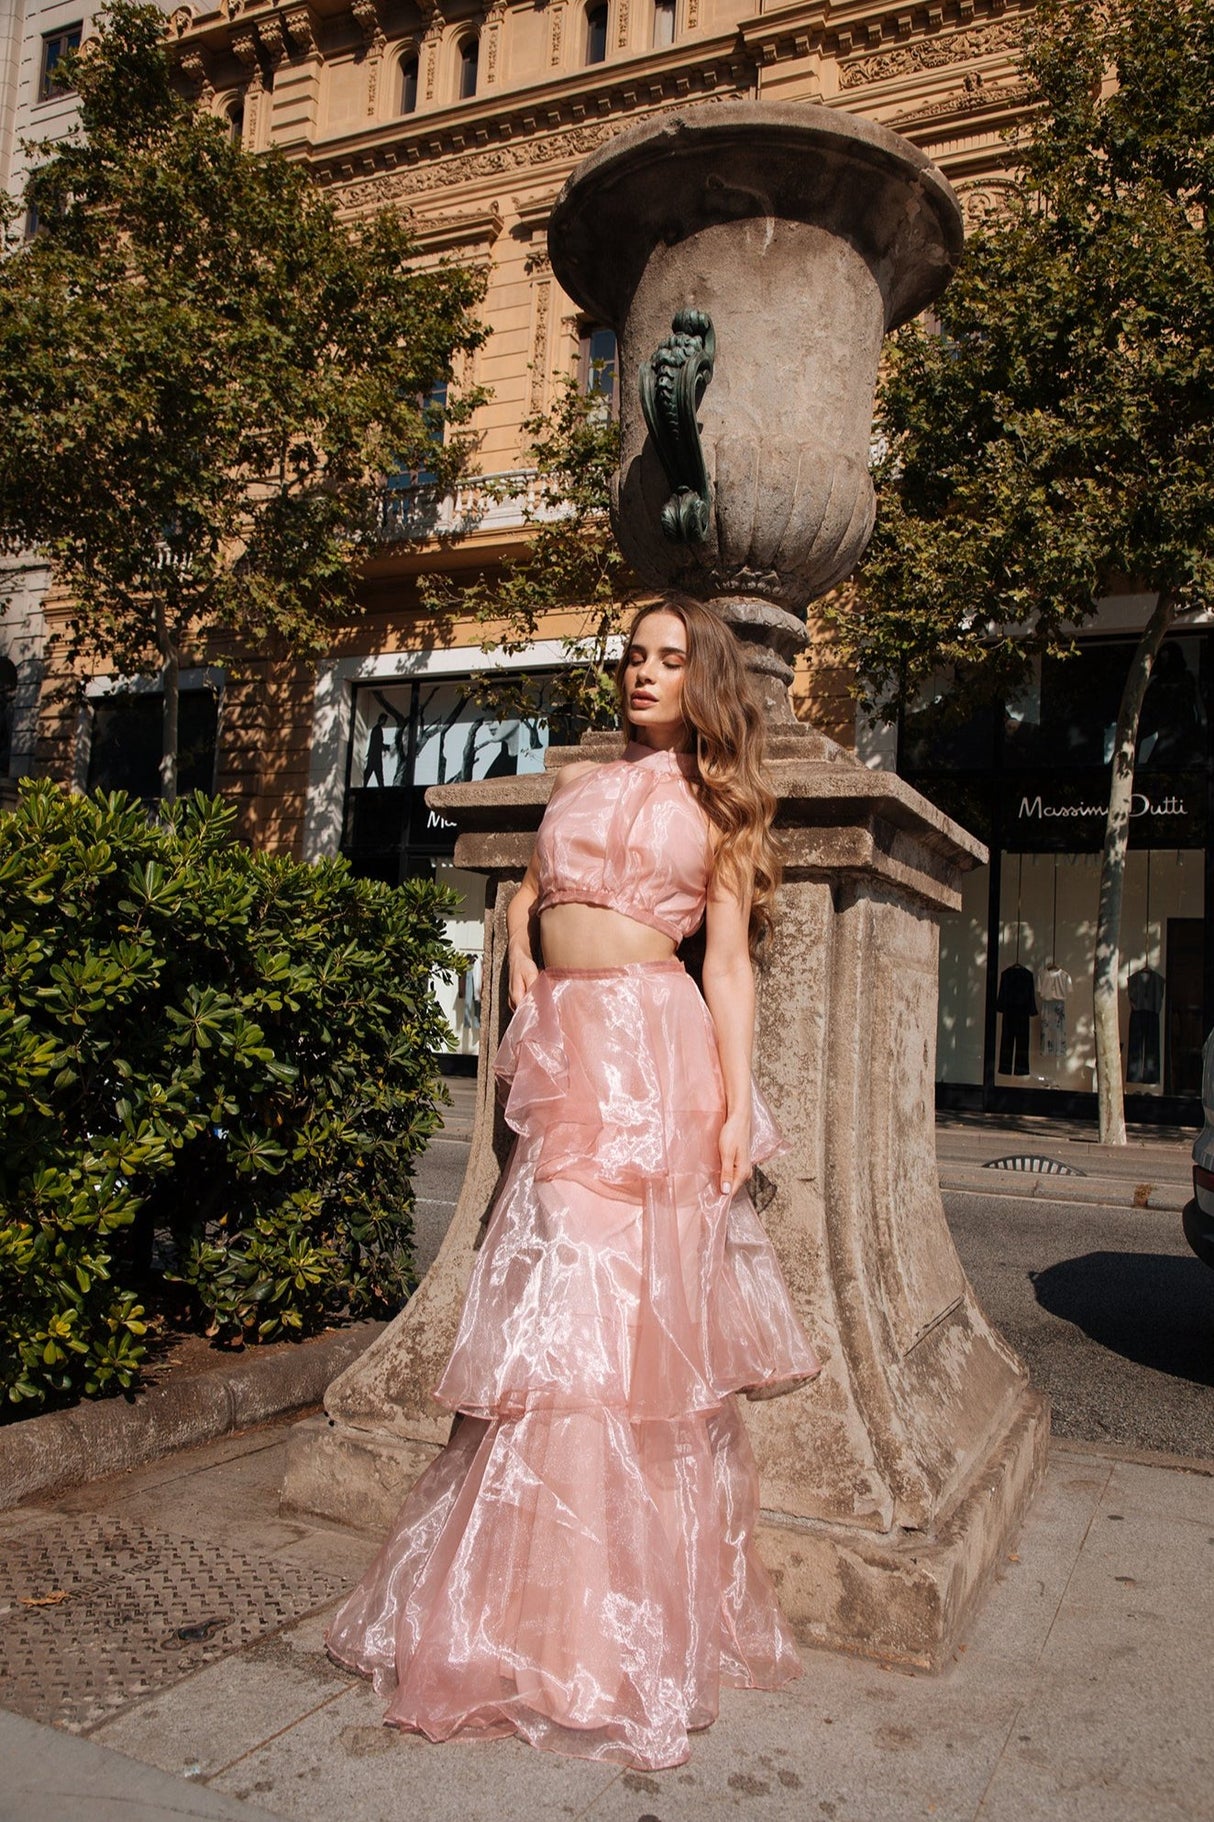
[0,1514,347,1732]
[983,1154,1086,1176]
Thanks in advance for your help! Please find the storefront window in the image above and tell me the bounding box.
[88,688,219,799]
[342,674,582,1058]
[994,849,1205,1097]
[902,632,1212,1117]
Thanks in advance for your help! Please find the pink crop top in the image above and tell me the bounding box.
[534,741,713,942]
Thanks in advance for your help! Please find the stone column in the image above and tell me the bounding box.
[283,727,1047,1668]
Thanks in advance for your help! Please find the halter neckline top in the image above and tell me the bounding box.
[534,741,713,942]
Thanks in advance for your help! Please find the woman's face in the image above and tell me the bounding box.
[622,611,689,744]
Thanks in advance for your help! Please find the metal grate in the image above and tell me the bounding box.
[0,1513,347,1732]
[983,1154,1086,1176]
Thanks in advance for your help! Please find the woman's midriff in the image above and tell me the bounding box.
[538,902,677,969]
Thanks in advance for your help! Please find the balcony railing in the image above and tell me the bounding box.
[380,468,573,544]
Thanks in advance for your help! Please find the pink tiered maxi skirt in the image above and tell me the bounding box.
[325,959,820,1770]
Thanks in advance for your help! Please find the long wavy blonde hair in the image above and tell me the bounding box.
[614,598,781,958]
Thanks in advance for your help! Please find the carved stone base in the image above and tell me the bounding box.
[282,743,1049,1671]
[759,1386,1049,1669]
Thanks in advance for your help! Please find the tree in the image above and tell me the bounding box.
[834,0,1214,1142]
[0,1,486,801]
[419,373,646,731]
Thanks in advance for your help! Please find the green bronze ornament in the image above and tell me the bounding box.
[639,309,716,543]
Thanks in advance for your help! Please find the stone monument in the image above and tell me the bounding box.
[284,101,1048,1670]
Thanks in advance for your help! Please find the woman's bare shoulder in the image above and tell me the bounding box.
[548,758,599,795]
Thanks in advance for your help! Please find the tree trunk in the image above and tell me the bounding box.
[156,606,179,805]
[1093,590,1177,1144]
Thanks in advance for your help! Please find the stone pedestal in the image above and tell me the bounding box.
[283,730,1047,1670]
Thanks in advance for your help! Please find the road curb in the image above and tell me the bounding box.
[939,1162,1191,1211]
[0,1319,385,1514]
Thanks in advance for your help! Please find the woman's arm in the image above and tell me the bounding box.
[505,850,541,1010]
[700,863,756,1197]
[504,760,597,1010]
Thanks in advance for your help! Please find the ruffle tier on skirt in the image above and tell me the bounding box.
[325,961,821,1770]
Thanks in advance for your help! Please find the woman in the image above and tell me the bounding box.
[325,599,820,1770]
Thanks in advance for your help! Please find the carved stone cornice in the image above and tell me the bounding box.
[283,6,319,54]
[888,74,1027,130]
[952,173,1019,226]
[256,15,288,62]
[838,12,1028,88]
[733,0,1031,75]
[511,188,559,236]
[178,44,215,102]
[351,0,387,53]
[310,37,751,201]
[231,28,263,83]
[736,2,821,69]
[410,201,505,250]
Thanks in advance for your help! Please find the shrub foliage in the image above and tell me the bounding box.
[0,782,460,1413]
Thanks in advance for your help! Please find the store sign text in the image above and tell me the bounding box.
[1018,791,1187,822]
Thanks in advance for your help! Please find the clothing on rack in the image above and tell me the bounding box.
[1126,966,1165,1085]
[1035,965,1074,1059]
[996,962,1038,1076]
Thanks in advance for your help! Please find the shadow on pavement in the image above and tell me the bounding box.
[1031,1251,1214,1384]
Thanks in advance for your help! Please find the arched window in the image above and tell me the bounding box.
[226,100,244,146]
[652,0,675,47]
[585,3,608,64]
[457,35,479,100]
[400,54,418,114]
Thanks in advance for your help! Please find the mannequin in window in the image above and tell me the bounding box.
[1035,959,1073,1058]
[1126,964,1165,1084]
[996,961,1038,1076]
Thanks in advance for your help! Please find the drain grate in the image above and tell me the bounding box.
[983,1154,1086,1176]
[0,1514,348,1732]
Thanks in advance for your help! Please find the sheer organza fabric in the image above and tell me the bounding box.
[533,740,712,941]
[325,962,820,1769]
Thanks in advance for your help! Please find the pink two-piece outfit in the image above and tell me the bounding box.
[325,740,820,1770]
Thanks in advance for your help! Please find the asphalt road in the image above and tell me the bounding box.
[944,1187,1214,1459]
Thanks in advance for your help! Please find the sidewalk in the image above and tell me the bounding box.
[1,1416,1210,1822]
[2,1081,1205,1821]
[934,1108,1197,1211]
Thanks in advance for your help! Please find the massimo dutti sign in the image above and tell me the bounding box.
[1003,770,1206,852]
[1018,789,1189,822]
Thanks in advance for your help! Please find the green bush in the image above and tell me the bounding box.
[0,781,461,1414]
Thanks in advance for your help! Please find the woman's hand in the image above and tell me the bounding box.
[718,1110,752,1199]
[507,945,539,1011]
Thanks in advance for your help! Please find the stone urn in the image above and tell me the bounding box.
[283,102,1048,1671]
[546,100,964,717]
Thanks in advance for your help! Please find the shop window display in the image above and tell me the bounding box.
[995,848,1205,1097]
[342,674,580,1058]
[903,630,1211,1116]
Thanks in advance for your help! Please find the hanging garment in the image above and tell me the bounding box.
[325,743,821,1771]
[1126,967,1165,1085]
[1035,966,1074,1059]
[996,962,1038,1076]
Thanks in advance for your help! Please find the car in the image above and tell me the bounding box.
[1183,1028,1214,1268]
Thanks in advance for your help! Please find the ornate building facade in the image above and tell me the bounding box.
[1,1,176,790]
[48,2,1214,1119]
[31,0,1043,1057]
